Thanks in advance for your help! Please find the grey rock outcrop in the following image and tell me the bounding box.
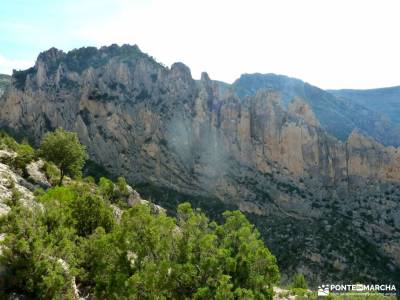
[26,159,51,189]
[126,186,166,215]
[0,152,36,210]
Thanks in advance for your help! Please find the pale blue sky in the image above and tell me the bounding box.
[0,0,125,63]
[1,0,400,89]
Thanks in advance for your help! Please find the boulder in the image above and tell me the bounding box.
[26,160,51,189]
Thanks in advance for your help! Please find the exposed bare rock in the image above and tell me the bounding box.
[0,150,16,160]
[126,251,138,268]
[50,257,82,300]
[0,154,40,213]
[126,188,143,207]
[0,163,34,205]
[347,129,400,181]
[288,97,319,127]
[0,203,10,217]
[25,159,51,189]
[126,187,166,215]
[110,204,123,222]
[273,287,296,300]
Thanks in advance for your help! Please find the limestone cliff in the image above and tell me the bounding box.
[0,45,399,284]
[0,75,11,97]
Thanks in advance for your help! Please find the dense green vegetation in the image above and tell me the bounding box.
[0,130,280,299]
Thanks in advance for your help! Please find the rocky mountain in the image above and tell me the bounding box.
[231,73,400,147]
[330,86,400,124]
[0,74,11,97]
[0,44,399,285]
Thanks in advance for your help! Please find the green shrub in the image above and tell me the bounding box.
[290,287,308,296]
[10,187,22,206]
[98,177,115,200]
[0,131,18,151]
[116,176,129,197]
[70,194,115,237]
[39,186,77,204]
[39,186,114,237]
[0,131,281,299]
[42,161,61,186]
[83,176,95,184]
[0,203,78,299]
[13,143,35,173]
[2,197,281,299]
[38,128,88,185]
[291,273,308,289]
[81,203,280,299]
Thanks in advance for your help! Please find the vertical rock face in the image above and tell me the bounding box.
[347,130,400,180]
[0,75,11,97]
[0,44,399,283]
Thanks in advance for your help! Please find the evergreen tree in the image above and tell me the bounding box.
[38,128,88,185]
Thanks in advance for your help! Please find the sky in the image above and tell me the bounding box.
[1,0,400,89]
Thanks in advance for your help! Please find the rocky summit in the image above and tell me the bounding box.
[0,44,399,285]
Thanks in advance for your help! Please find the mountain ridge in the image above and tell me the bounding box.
[329,86,400,125]
[231,73,400,147]
[0,44,399,284]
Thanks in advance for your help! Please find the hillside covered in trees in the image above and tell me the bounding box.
[0,129,283,299]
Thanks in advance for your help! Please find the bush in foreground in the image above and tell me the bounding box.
[0,130,280,299]
[1,185,279,299]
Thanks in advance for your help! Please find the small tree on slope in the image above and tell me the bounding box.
[38,128,88,186]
